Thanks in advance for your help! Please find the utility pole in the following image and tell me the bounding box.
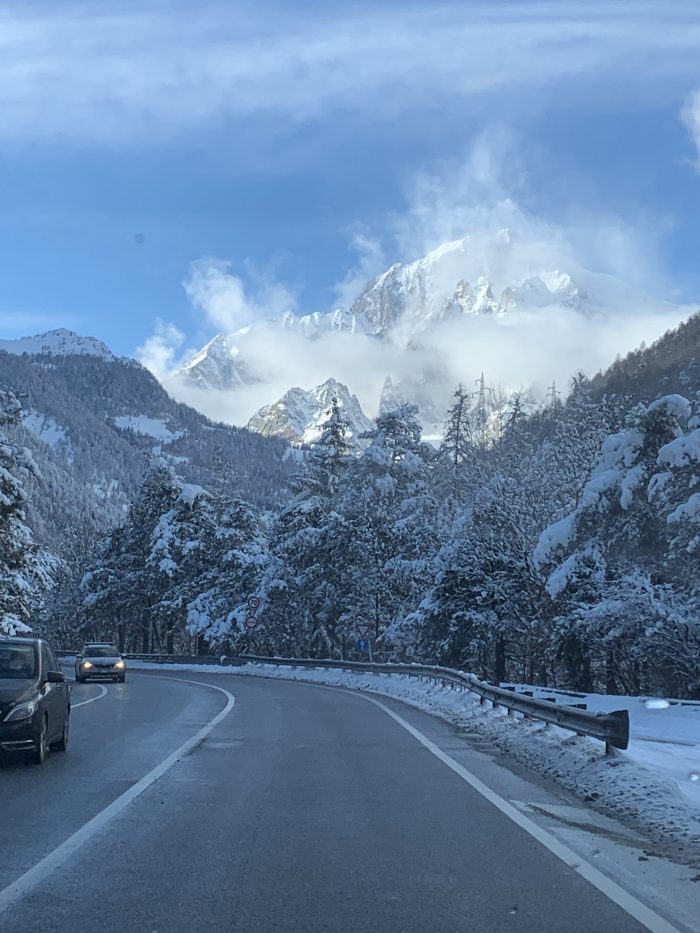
[472,372,493,447]
[547,380,561,412]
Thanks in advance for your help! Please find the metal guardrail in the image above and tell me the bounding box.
[56,650,630,752]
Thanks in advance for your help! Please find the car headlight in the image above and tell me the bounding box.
[3,699,39,722]
[81,661,93,669]
[115,660,125,669]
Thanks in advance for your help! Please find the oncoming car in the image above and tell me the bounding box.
[75,644,127,683]
[0,636,70,765]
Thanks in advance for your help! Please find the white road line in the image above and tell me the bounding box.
[0,679,235,917]
[363,694,685,933]
[71,684,108,709]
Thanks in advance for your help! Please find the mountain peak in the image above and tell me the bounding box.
[247,379,373,446]
[0,328,115,361]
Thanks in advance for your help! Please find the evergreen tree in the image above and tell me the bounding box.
[0,385,56,635]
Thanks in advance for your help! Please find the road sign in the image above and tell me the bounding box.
[247,596,260,610]
[356,625,370,639]
[357,638,369,652]
[245,616,259,629]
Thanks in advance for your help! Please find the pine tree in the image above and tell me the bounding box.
[0,385,56,635]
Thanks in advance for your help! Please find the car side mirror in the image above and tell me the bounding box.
[47,671,65,684]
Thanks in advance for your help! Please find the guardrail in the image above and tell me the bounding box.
[59,650,629,753]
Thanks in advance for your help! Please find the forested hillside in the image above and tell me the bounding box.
[73,315,700,698]
[5,316,699,699]
[0,350,294,556]
[591,311,700,405]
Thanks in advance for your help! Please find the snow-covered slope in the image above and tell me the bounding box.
[0,346,294,555]
[0,328,115,360]
[247,378,373,445]
[179,334,259,391]
[163,231,696,438]
[348,233,673,333]
[177,232,686,399]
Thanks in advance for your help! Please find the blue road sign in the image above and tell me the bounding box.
[357,638,369,652]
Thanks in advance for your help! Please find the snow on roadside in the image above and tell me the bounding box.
[126,659,700,859]
[502,682,700,809]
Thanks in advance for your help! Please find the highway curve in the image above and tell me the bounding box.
[1,669,697,933]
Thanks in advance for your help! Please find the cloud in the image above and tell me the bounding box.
[331,233,386,308]
[386,128,668,296]
[135,319,186,380]
[182,258,297,331]
[1,2,699,144]
[681,89,700,165]
[141,130,693,430]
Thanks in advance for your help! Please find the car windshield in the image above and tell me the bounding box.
[84,646,119,658]
[0,644,36,679]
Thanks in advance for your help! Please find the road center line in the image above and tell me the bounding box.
[0,678,235,918]
[362,694,685,933]
[71,684,108,708]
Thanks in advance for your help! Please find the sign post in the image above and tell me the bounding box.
[356,624,373,661]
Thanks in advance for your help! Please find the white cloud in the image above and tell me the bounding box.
[135,319,186,380]
[142,130,694,430]
[332,233,386,308]
[681,89,700,165]
[182,258,297,331]
[387,129,668,296]
[1,3,699,143]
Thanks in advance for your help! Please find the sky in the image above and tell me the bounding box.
[2,0,700,406]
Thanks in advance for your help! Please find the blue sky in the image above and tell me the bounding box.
[2,0,700,362]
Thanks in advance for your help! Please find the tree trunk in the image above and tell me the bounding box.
[495,634,507,684]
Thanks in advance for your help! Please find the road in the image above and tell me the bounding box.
[1,668,698,932]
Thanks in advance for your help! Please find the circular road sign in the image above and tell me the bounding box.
[245,616,259,629]
[247,596,261,610]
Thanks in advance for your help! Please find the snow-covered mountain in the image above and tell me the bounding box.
[163,231,696,439]
[246,378,373,446]
[0,337,294,555]
[0,328,115,361]
[176,232,684,393]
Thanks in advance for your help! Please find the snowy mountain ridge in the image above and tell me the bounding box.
[176,232,681,410]
[0,328,115,361]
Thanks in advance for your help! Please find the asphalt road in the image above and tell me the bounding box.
[0,669,697,933]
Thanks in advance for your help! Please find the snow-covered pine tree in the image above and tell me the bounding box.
[185,495,269,652]
[535,394,700,695]
[261,398,354,657]
[438,384,473,503]
[336,404,439,655]
[0,385,56,635]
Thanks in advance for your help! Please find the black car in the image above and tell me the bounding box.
[0,636,70,765]
[75,644,127,683]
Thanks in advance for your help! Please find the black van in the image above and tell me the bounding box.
[0,636,70,764]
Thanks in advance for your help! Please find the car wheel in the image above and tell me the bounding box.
[32,715,48,765]
[50,713,69,752]
[119,675,126,683]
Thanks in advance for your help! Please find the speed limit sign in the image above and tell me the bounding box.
[247,596,260,610]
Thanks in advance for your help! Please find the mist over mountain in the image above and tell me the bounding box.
[162,232,696,437]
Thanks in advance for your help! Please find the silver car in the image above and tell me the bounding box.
[75,644,127,683]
